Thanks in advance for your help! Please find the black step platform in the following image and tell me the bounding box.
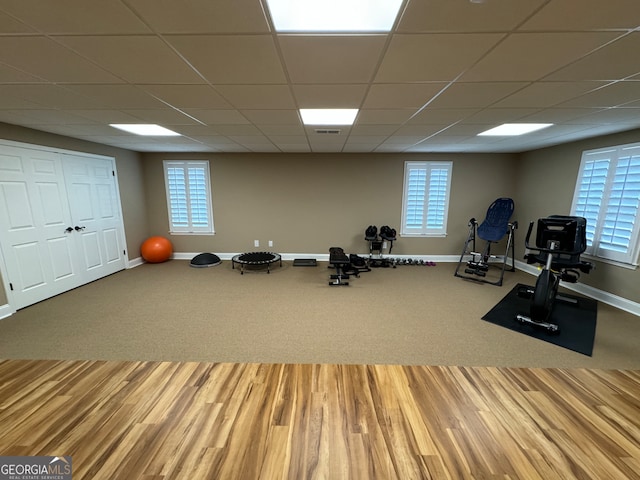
[293,258,317,267]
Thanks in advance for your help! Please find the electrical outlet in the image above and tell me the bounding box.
[268,240,273,247]
[254,240,259,247]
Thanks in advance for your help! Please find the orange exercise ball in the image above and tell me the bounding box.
[141,236,173,263]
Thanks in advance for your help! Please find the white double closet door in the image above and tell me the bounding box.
[0,141,126,311]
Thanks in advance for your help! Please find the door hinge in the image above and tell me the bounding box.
[9,283,13,291]
[112,170,115,176]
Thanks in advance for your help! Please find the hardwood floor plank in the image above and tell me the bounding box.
[0,359,639,479]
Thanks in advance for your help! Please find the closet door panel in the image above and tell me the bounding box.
[63,153,125,283]
[0,145,82,309]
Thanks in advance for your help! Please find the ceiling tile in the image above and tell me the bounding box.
[564,108,640,124]
[56,36,204,84]
[266,135,308,144]
[166,35,286,84]
[556,81,640,108]
[0,10,35,33]
[426,82,529,109]
[257,125,305,135]
[63,85,166,109]
[543,32,640,81]
[407,108,480,125]
[121,109,201,125]
[291,85,368,108]
[382,135,430,145]
[375,34,504,82]
[124,0,270,34]
[0,109,93,125]
[210,124,263,136]
[1,85,106,109]
[0,64,46,83]
[170,126,223,136]
[342,144,378,153]
[493,82,606,108]
[0,37,123,83]
[460,108,542,125]
[350,125,401,135]
[0,0,151,34]
[278,35,387,84]
[461,32,621,82]
[362,83,447,109]
[139,85,232,109]
[357,109,418,125]
[183,109,250,125]
[520,0,640,30]
[345,135,387,144]
[398,0,548,32]
[392,125,444,137]
[521,108,606,123]
[214,85,295,109]
[240,110,300,124]
[66,110,145,124]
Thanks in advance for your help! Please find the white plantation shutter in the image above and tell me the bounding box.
[164,161,214,234]
[573,152,610,248]
[402,161,452,236]
[571,144,640,265]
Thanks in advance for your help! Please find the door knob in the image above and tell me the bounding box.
[75,226,86,231]
[65,227,73,233]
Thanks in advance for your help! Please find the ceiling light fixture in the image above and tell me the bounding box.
[478,123,553,136]
[110,124,181,136]
[300,109,358,125]
[265,0,403,32]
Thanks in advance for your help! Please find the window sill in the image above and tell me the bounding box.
[400,233,447,238]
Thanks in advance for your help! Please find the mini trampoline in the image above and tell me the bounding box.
[232,252,281,274]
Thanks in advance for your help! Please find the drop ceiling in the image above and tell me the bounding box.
[1,0,640,153]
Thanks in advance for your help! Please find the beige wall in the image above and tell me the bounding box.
[516,129,640,303]
[141,152,518,256]
[2,122,638,308]
[0,123,148,306]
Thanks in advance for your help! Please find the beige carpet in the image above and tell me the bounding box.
[1,260,638,369]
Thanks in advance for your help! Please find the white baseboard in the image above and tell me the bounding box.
[0,303,15,320]
[128,256,144,268]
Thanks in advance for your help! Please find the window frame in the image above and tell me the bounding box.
[401,161,453,237]
[570,142,640,267]
[163,160,215,235]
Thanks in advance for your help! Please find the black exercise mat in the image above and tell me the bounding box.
[482,283,598,356]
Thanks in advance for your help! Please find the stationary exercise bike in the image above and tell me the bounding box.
[515,216,593,333]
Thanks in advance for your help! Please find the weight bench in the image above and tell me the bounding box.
[329,247,351,286]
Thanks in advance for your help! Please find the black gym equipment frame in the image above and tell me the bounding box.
[328,247,351,286]
[454,219,517,287]
[514,216,593,333]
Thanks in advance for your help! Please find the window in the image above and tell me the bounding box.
[401,161,452,237]
[163,160,214,234]
[571,143,640,266]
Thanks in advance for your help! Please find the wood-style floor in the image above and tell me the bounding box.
[0,359,639,480]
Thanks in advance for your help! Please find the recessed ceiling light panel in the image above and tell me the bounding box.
[266,0,403,32]
[300,109,358,125]
[110,124,181,136]
[478,123,553,136]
